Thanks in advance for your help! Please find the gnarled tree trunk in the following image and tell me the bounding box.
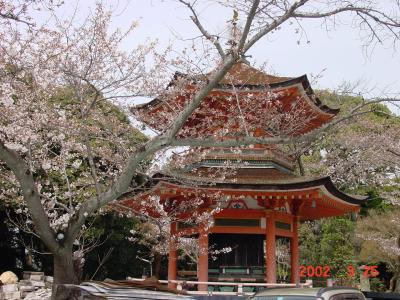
[52,246,79,300]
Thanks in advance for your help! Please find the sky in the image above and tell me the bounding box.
[43,0,400,113]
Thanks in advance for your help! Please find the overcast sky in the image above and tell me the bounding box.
[46,0,400,113]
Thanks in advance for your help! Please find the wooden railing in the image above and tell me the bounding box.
[127,277,313,296]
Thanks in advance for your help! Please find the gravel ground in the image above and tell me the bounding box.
[23,288,51,300]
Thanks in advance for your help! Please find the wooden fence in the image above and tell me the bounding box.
[127,277,313,296]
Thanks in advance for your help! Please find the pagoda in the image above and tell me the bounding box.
[120,62,367,291]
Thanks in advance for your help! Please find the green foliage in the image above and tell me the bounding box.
[299,221,321,266]
[49,86,147,145]
[303,91,399,286]
[82,212,149,280]
[316,91,363,116]
[370,277,387,292]
[359,189,393,216]
[320,217,356,278]
[300,217,356,279]
[316,91,392,119]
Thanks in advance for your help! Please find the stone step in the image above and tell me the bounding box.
[30,281,45,288]
[0,285,18,293]
[0,291,22,300]
[18,280,32,286]
[23,288,51,300]
[19,280,46,288]
[22,272,44,276]
[19,286,36,292]
[22,272,44,281]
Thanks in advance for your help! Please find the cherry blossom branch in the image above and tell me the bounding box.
[0,12,33,26]
[0,0,62,27]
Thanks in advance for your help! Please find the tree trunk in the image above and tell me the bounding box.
[395,277,400,293]
[389,273,399,292]
[153,252,163,279]
[52,247,79,300]
[393,275,400,292]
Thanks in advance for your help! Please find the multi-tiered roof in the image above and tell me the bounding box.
[120,63,366,220]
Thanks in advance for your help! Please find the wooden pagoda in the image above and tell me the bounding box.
[120,63,367,291]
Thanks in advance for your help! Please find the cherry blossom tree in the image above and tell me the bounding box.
[357,210,400,291]
[303,93,399,194]
[300,91,399,289]
[1,1,400,299]
[0,3,167,298]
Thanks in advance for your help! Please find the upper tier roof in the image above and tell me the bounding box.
[132,63,339,138]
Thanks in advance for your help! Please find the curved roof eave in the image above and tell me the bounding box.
[131,73,339,117]
[147,173,368,206]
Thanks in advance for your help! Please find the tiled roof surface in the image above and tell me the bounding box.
[186,167,299,184]
[218,62,292,85]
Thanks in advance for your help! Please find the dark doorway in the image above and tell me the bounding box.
[209,234,265,268]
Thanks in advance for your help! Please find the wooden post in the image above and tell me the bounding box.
[290,215,300,284]
[168,222,177,289]
[265,211,276,284]
[197,230,209,291]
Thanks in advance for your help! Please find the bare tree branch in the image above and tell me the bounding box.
[243,0,309,53]
[237,0,260,53]
[178,0,226,58]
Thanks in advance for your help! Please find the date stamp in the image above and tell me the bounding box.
[299,265,379,278]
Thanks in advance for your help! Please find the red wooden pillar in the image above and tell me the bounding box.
[197,230,209,291]
[168,222,177,289]
[291,215,300,284]
[265,211,276,284]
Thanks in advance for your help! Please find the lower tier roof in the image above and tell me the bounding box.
[117,175,367,221]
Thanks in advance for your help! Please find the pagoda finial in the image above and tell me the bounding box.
[227,10,241,49]
[232,10,239,25]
